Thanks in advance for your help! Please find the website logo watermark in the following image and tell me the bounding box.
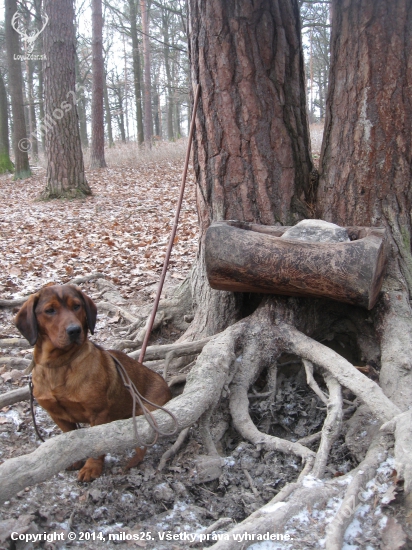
[18,86,86,153]
[12,10,48,60]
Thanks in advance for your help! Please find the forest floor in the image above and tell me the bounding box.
[0,128,404,550]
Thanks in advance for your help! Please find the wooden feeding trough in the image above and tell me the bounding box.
[205,220,388,310]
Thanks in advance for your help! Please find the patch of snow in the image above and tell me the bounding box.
[262,501,287,514]
[302,475,324,488]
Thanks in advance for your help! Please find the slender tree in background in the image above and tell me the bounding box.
[0,71,13,173]
[42,0,90,198]
[5,0,31,179]
[140,0,152,146]
[34,0,45,151]
[90,0,106,168]
[128,0,144,144]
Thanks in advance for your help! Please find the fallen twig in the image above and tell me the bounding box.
[0,357,31,370]
[130,337,212,362]
[0,338,31,349]
[0,386,30,408]
[157,427,190,472]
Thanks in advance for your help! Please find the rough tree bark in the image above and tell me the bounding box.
[0,71,14,173]
[90,0,107,168]
[4,0,31,179]
[186,0,313,339]
[317,0,412,412]
[42,0,91,199]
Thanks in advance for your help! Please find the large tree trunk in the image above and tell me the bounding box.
[5,0,31,179]
[317,0,412,294]
[0,71,14,173]
[42,0,91,199]
[90,0,107,169]
[316,0,412,412]
[187,0,313,338]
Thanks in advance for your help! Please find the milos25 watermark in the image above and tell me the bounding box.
[18,86,86,153]
[12,10,48,60]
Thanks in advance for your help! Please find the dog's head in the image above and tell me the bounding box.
[15,285,97,348]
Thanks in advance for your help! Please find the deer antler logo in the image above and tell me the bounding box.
[11,11,49,54]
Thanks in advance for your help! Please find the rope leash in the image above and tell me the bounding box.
[29,375,45,443]
[108,352,178,447]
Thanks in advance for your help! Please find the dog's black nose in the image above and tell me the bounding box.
[67,324,82,340]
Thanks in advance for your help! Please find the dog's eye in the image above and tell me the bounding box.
[45,308,55,315]
[73,304,81,311]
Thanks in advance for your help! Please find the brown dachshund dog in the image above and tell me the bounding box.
[15,284,171,482]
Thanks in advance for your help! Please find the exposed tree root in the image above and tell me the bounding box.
[325,438,389,550]
[381,410,412,504]
[209,481,340,550]
[303,359,329,405]
[280,322,401,422]
[311,373,342,478]
[376,286,412,410]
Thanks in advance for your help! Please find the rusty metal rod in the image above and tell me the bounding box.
[138,83,201,364]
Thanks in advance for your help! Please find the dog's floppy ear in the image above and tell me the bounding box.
[15,293,40,346]
[76,288,97,335]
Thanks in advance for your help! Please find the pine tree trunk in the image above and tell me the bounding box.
[0,71,13,173]
[316,0,412,411]
[75,53,89,149]
[187,0,312,337]
[317,0,412,291]
[162,11,174,141]
[103,76,114,147]
[140,0,152,147]
[34,0,45,152]
[42,0,90,198]
[90,0,106,169]
[4,0,31,179]
[129,0,144,145]
[26,58,39,159]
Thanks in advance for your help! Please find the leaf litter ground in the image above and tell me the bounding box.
[0,139,399,550]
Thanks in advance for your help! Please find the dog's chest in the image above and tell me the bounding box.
[32,367,108,423]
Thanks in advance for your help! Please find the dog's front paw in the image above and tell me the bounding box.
[77,457,104,482]
[125,447,147,470]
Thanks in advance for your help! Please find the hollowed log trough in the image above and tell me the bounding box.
[205,221,388,310]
